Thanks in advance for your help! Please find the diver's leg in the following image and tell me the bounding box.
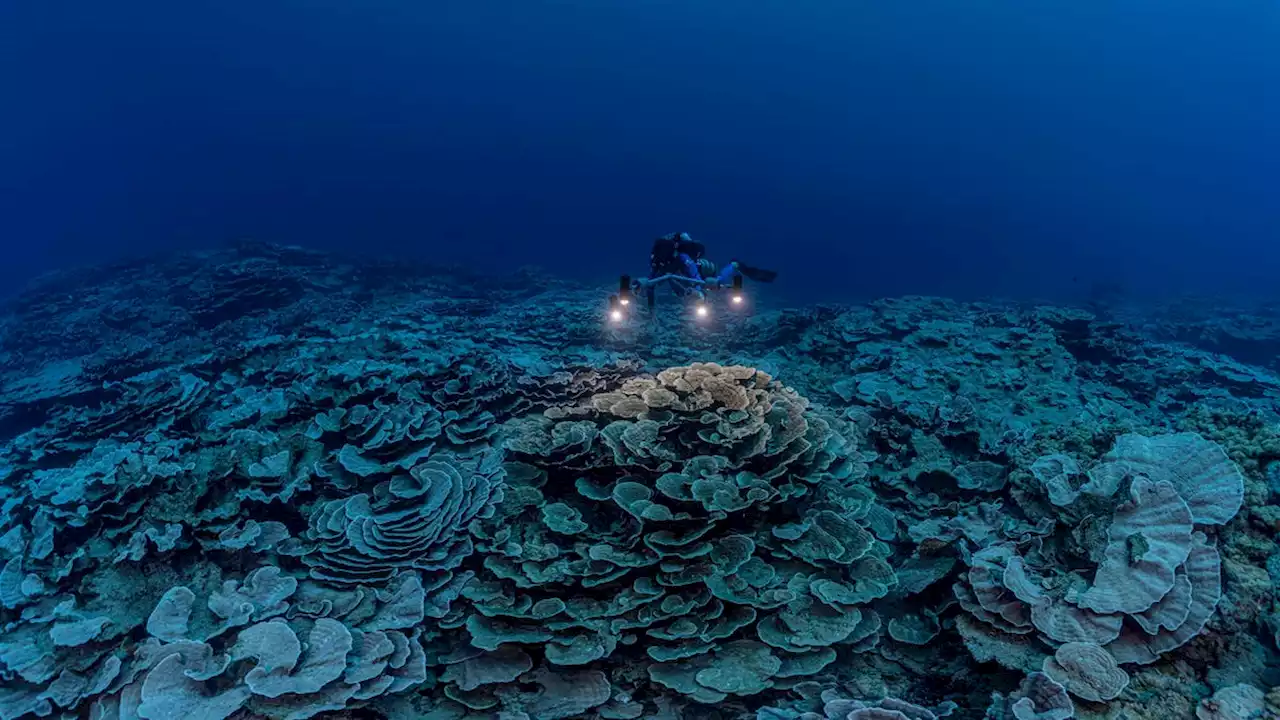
[712,261,740,286]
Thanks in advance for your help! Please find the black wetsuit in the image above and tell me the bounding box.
[649,233,706,277]
[645,233,707,307]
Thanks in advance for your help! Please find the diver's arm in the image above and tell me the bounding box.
[677,253,701,279]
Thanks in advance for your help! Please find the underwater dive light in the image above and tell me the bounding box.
[730,275,744,304]
[618,275,633,306]
[694,303,709,319]
[608,294,625,323]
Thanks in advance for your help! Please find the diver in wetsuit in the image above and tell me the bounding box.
[643,232,776,308]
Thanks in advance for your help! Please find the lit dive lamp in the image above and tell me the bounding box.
[607,294,624,323]
[694,301,709,320]
[730,274,744,305]
[617,275,633,306]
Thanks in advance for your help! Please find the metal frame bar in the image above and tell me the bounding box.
[632,273,710,289]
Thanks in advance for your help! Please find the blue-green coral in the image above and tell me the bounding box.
[1,244,1279,720]
[444,363,891,712]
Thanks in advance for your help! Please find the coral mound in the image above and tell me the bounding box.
[447,363,891,715]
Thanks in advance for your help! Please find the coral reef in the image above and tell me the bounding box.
[2,243,1280,720]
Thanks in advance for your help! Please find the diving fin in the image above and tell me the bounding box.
[738,263,778,283]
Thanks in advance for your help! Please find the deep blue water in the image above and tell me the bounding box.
[2,0,1277,305]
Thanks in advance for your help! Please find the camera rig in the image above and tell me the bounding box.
[606,273,746,324]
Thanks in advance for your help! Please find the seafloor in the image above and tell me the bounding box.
[2,242,1280,720]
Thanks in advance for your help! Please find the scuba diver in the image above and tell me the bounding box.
[641,231,777,309]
